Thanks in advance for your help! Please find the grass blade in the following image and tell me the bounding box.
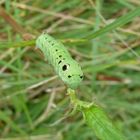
[82,7,140,40]
[0,111,25,135]
[0,39,36,48]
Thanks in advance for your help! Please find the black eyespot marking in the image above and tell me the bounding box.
[56,49,58,51]
[62,65,67,71]
[58,60,62,64]
[59,55,62,58]
[80,76,83,79]
[68,75,71,78]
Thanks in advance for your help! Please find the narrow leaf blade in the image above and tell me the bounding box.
[82,7,140,40]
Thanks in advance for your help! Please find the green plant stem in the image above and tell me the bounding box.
[67,88,93,110]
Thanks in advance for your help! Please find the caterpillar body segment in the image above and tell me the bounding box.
[36,33,83,89]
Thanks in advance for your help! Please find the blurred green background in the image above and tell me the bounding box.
[0,0,140,139]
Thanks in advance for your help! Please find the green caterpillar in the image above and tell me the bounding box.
[36,33,83,89]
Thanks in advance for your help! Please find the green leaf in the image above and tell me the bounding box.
[68,89,125,140]
[82,105,125,140]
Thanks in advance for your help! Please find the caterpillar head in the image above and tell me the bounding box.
[58,59,83,89]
